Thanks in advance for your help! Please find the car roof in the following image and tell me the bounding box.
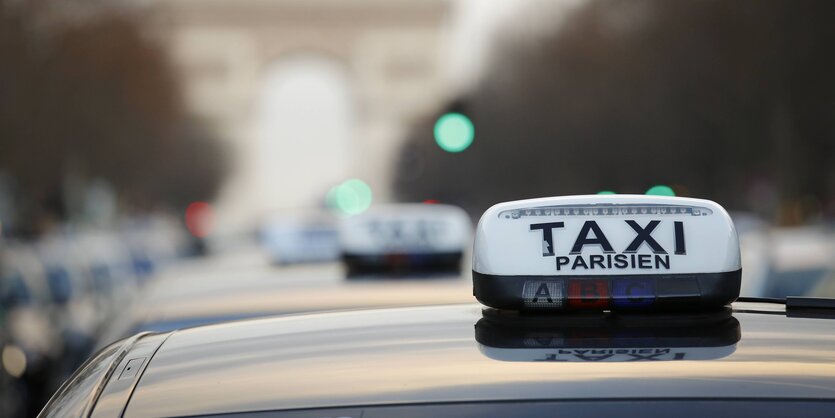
[106,263,473,338]
[105,301,835,418]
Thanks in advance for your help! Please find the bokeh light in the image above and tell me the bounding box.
[646,185,676,197]
[2,345,27,378]
[185,201,215,238]
[434,113,474,152]
[328,179,373,215]
[597,190,616,195]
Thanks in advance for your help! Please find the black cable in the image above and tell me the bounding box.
[736,296,786,304]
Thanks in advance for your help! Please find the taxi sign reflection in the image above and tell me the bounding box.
[475,308,740,362]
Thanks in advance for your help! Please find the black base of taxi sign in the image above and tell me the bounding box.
[343,251,462,277]
[472,269,742,311]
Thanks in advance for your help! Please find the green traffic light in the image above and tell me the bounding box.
[327,179,373,215]
[434,112,474,153]
[646,185,676,196]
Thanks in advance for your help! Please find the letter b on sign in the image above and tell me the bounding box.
[567,279,609,309]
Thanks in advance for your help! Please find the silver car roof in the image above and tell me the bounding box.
[82,302,835,418]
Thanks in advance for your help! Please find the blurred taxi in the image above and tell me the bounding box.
[340,203,471,276]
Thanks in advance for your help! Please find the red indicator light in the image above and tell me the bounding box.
[567,279,610,309]
[423,199,441,204]
[185,201,215,238]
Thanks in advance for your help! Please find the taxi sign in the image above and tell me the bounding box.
[472,195,741,311]
[340,203,471,275]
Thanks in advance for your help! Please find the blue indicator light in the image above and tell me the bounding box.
[612,278,656,308]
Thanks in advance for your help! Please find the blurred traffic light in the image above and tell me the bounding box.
[327,179,373,216]
[646,185,676,197]
[434,112,474,153]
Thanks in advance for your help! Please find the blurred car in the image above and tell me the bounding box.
[259,214,340,265]
[33,234,101,376]
[2,218,191,416]
[0,242,64,417]
[39,300,835,418]
[731,213,835,299]
[339,203,471,276]
[732,212,773,297]
[760,227,835,298]
[1,322,26,418]
[73,229,141,313]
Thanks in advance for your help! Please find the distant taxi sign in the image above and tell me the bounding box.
[340,203,471,275]
[472,195,741,311]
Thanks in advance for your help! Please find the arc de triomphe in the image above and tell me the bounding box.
[151,0,456,233]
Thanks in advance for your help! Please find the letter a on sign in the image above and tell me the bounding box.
[534,283,553,303]
[523,281,564,308]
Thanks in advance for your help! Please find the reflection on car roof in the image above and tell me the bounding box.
[120,302,835,418]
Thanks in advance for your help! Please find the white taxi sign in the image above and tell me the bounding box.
[340,204,470,254]
[340,203,471,275]
[472,195,741,311]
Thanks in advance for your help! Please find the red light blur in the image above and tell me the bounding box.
[423,199,440,204]
[185,201,215,238]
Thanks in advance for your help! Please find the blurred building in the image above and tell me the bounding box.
[149,0,457,233]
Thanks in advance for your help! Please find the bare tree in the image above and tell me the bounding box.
[0,0,228,235]
[393,0,835,224]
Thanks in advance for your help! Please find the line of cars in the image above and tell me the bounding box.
[100,203,476,343]
[90,204,835,355]
[0,216,189,418]
[258,203,472,275]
